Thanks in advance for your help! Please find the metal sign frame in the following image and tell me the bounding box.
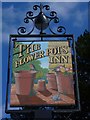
[5,34,80,113]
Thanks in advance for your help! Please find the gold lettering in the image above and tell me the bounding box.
[54,56,61,63]
[46,48,53,56]
[36,44,41,51]
[49,55,69,64]
[26,44,41,54]
[52,48,57,55]
[25,57,29,63]
[62,46,68,54]
[49,56,54,63]
[57,47,61,54]
[20,58,25,66]
[28,54,34,61]
[15,61,19,68]
[61,55,69,63]
[39,51,45,58]
[26,44,32,54]
[19,45,24,58]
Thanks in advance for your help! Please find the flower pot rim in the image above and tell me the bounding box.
[47,73,55,75]
[14,70,37,74]
[38,80,45,82]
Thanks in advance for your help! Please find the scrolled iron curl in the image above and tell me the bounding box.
[24,17,29,23]
[17,21,34,35]
[46,11,57,19]
[57,26,66,34]
[18,27,27,35]
[50,11,57,17]
[17,4,66,35]
[49,18,66,34]
[43,5,50,10]
[54,17,59,23]
[33,5,40,10]
[18,26,35,35]
[26,11,33,18]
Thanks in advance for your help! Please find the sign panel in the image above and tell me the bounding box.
[5,35,80,113]
[10,40,75,107]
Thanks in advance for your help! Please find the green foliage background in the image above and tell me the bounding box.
[12,42,49,83]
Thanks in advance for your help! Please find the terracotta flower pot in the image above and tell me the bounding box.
[65,74,74,95]
[55,72,63,93]
[46,73,58,90]
[14,70,37,95]
[56,72,74,95]
[37,80,46,92]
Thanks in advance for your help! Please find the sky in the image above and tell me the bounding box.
[2,2,88,42]
[1,0,89,119]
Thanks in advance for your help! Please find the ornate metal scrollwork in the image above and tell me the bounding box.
[17,3,66,35]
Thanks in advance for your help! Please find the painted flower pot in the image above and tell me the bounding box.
[46,73,58,90]
[55,72,63,93]
[56,72,74,95]
[37,80,46,92]
[64,74,74,95]
[14,70,37,95]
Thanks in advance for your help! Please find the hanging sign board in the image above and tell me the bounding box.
[6,35,80,113]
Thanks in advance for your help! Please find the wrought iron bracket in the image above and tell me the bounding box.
[17,3,66,35]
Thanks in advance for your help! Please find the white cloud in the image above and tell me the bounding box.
[48,2,79,20]
[2,4,26,43]
[3,5,15,21]
[2,3,41,43]
[39,2,88,29]
[73,9,88,27]
[2,4,25,24]
[2,2,88,43]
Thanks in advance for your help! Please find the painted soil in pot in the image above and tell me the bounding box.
[46,73,58,90]
[14,70,37,95]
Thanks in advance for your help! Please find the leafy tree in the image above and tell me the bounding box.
[76,30,90,72]
[12,42,49,83]
[76,30,90,113]
[36,71,43,79]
